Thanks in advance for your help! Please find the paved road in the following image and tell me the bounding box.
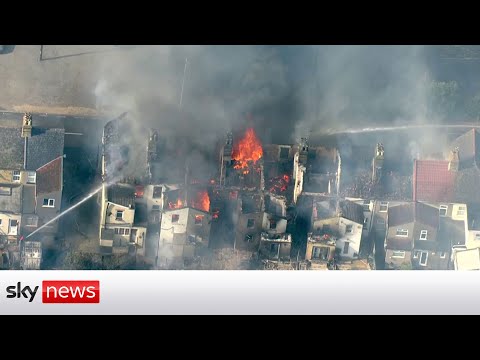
[0,45,147,115]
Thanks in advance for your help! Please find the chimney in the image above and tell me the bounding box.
[21,113,32,138]
[448,147,459,172]
[299,137,309,165]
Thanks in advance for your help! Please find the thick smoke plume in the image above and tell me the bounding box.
[94,45,463,178]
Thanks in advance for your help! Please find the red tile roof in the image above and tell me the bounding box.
[413,160,455,202]
[36,156,62,195]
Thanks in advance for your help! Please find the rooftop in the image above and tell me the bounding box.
[438,216,466,248]
[388,202,439,228]
[36,157,63,195]
[107,184,136,208]
[0,124,64,171]
[0,185,22,213]
[103,115,149,183]
[338,200,364,224]
[0,128,24,169]
[26,128,65,171]
[455,248,480,270]
[450,128,480,169]
[413,160,455,202]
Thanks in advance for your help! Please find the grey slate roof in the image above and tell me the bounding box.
[107,184,136,208]
[0,185,22,213]
[0,126,64,171]
[26,128,65,171]
[438,216,466,249]
[0,128,24,169]
[339,200,364,224]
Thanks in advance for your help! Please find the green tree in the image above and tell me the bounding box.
[427,80,459,119]
[465,92,480,121]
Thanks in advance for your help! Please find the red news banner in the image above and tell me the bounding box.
[42,281,100,303]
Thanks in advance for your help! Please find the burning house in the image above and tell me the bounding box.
[218,128,264,190]
[305,233,336,270]
[294,137,341,198]
[263,144,295,202]
[309,199,364,261]
[259,194,292,262]
[340,142,412,201]
[234,192,264,252]
[99,184,147,256]
[100,115,154,256]
[0,114,64,269]
[157,187,212,267]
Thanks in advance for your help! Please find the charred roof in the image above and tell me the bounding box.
[107,184,136,208]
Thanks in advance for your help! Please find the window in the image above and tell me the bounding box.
[12,170,20,182]
[419,230,428,240]
[247,219,255,228]
[379,201,388,212]
[114,228,130,235]
[245,234,253,242]
[42,198,55,208]
[392,250,406,259]
[0,187,11,196]
[171,214,179,223]
[115,210,124,221]
[439,205,448,217]
[419,251,428,266]
[312,246,330,260]
[269,219,277,229]
[396,229,408,237]
[152,205,160,211]
[363,200,370,212]
[346,224,353,233]
[270,243,280,253]
[8,219,18,235]
[343,242,350,254]
[27,171,36,184]
[413,251,420,258]
[457,206,466,216]
[476,233,480,241]
[153,186,162,199]
[195,215,203,225]
[440,252,447,259]
[279,147,289,159]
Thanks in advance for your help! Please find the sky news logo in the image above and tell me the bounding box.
[5,281,100,303]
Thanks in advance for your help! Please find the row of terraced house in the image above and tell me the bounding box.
[3,112,480,270]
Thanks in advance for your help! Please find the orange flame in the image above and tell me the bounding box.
[232,128,263,174]
[168,198,184,210]
[269,174,291,193]
[191,190,210,212]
